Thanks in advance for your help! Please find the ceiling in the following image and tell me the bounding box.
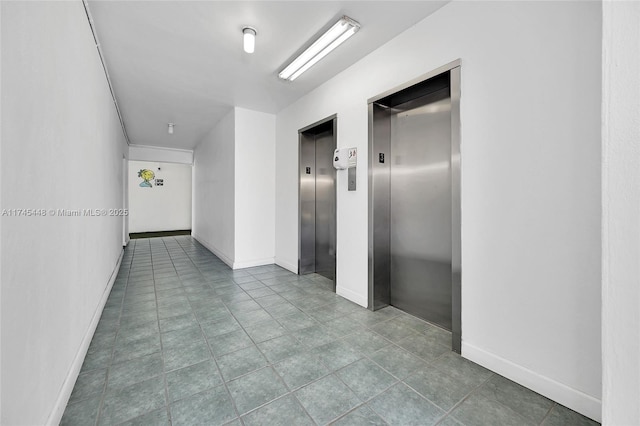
[87,1,448,150]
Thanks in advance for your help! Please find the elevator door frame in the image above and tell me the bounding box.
[298,115,337,291]
[367,60,462,353]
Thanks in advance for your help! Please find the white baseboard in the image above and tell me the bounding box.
[47,249,124,426]
[274,257,297,274]
[233,257,275,270]
[192,234,234,268]
[462,342,602,423]
[336,286,367,308]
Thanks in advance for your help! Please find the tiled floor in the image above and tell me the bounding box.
[62,236,599,426]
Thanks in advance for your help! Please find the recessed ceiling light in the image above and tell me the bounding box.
[279,16,360,81]
[243,27,256,54]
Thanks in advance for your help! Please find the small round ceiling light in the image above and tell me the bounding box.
[243,27,256,53]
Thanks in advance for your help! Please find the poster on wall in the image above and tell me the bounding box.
[138,169,155,187]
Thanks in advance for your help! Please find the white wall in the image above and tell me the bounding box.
[129,144,193,165]
[1,2,128,424]
[234,108,276,268]
[128,160,192,233]
[602,1,640,424]
[192,110,236,265]
[275,1,601,420]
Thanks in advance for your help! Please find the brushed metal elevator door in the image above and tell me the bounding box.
[299,119,336,284]
[389,92,452,329]
[314,130,336,280]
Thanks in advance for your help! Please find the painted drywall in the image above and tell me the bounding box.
[234,108,276,268]
[601,1,640,424]
[192,110,236,266]
[1,2,128,425]
[128,161,192,233]
[129,144,193,165]
[275,1,601,420]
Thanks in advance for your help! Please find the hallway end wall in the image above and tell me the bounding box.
[128,161,192,233]
[1,2,128,425]
[275,1,601,420]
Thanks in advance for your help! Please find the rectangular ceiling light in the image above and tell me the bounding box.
[279,16,361,81]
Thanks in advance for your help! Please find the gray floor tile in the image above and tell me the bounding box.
[542,404,599,426]
[246,287,276,299]
[323,317,366,338]
[264,302,304,318]
[345,306,401,327]
[115,321,159,345]
[193,305,233,323]
[113,334,161,364]
[273,351,330,390]
[370,383,445,426]
[436,416,465,426]
[369,345,429,380]
[208,329,253,357]
[227,299,262,314]
[451,392,535,426]
[234,309,273,327]
[100,376,166,425]
[117,408,170,426]
[276,312,318,332]
[227,367,289,415]
[166,359,223,402]
[163,338,212,371]
[242,394,314,426]
[158,313,198,333]
[291,324,337,348]
[258,334,307,363]
[295,374,361,425]
[221,291,253,304]
[60,394,101,426]
[64,238,599,426]
[431,352,493,388]
[107,352,163,390]
[397,333,451,362]
[255,294,287,307]
[217,345,268,381]
[316,340,363,371]
[370,318,421,343]
[476,374,554,423]
[201,317,242,339]
[337,358,397,401]
[160,324,204,351]
[69,368,107,403]
[344,330,391,356]
[170,385,237,426]
[332,405,388,426]
[244,319,287,343]
[405,364,480,411]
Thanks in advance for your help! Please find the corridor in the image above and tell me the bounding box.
[61,237,597,426]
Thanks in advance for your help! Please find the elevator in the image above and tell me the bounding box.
[299,116,337,288]
[368,61,461,352]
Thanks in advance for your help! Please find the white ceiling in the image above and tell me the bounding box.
[87,1,448,150]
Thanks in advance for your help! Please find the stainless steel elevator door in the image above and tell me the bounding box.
[299,120,336,284]
[314,130,336,280]
[389,93,452,329]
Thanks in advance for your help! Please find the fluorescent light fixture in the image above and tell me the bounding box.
[168,123,174,134]
[279,16,360,81]
[243,27,256,53]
